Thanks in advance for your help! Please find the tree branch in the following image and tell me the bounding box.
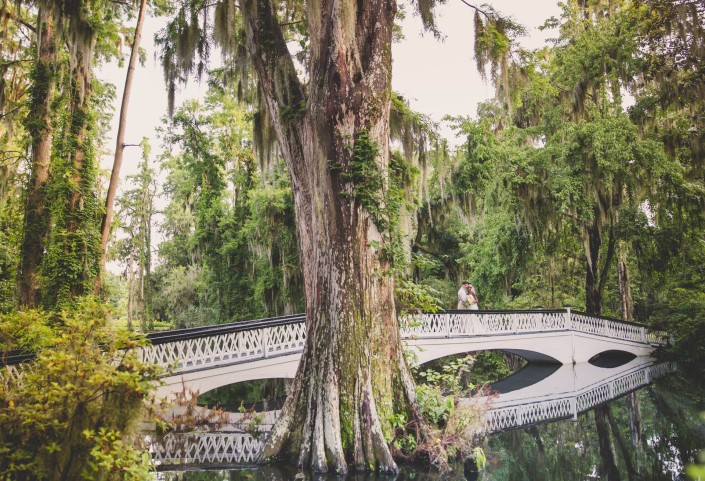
[457,0,494,19]
[241,0,305,115]
[0,7,37,33]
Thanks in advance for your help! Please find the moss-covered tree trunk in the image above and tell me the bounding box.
[18,1,58,307]
[242,0,418,473]
[42,20,101,306]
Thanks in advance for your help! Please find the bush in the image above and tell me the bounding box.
[0,298,161,481]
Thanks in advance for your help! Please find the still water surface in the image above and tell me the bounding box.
[151,358,705,481]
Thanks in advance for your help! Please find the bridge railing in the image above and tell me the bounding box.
[399,309,568,338]
[149,432,263,467]
[140,314,307,373]
[2,309,667,377]
[400,309,665,346]
[484,361,676,433]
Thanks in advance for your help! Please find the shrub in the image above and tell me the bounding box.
[0,298,161,481]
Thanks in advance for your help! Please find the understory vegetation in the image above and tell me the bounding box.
[0,299,161,481]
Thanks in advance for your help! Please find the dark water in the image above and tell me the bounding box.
[152,364,705,481]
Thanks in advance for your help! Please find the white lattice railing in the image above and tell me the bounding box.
[400,310,568,338]
[149,432,263,466]
[3,310,668,378]
[140,319,307,373]
[401,309,664,347]
[0,363,30,389]
[483,362,676,434]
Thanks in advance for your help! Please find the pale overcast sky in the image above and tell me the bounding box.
[97,0,562,176]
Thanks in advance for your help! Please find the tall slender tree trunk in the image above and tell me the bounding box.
[606,406,637,480]
[617,243,633,322]
[584,211,616,316]
[18,2,58,307]
[242,0,420,473]
[97,0,148,290]
[628,391,642,446]
[585,220,603,315]
[127,251,135,331]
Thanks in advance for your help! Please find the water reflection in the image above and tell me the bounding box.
[483,374,705,480]
[154,465,468,481]
[152,360,705,480]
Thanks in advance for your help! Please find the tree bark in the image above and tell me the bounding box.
[18,2,58,307]
[241,0,419,473]
[584,211,616,316]
[628,391,641,446]
[97,0,148,290]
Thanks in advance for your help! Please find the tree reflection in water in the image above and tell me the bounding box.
[154,374,704,481]
[483,374,705,480]
[155,466,468,481]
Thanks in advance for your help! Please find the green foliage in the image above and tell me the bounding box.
[472,446,487,471]
[155,89,303,326]
[415,383,455,425]
[0,193,21,314]
[465,351,514,386]
[395,278,443,313]
[686,413,705,480]
[38,76,110,308]
[115,139,157,331]
[417,356,474,395]
[0,298,161,481]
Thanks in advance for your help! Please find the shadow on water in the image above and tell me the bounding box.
[484,363,561,395]
[588,350,637,368]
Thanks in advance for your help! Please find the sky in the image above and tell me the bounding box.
[96,0,563,178]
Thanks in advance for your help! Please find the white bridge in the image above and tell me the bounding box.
[149,358,676,469]
[140,309,668,399]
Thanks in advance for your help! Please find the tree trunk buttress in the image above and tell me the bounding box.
[18,2,58,307]
[242,0,415,473]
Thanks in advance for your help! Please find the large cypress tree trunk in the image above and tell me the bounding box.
[18,1,58,307]
[242,0,418,473]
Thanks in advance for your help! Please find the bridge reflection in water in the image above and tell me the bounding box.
[149,357,675,470]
